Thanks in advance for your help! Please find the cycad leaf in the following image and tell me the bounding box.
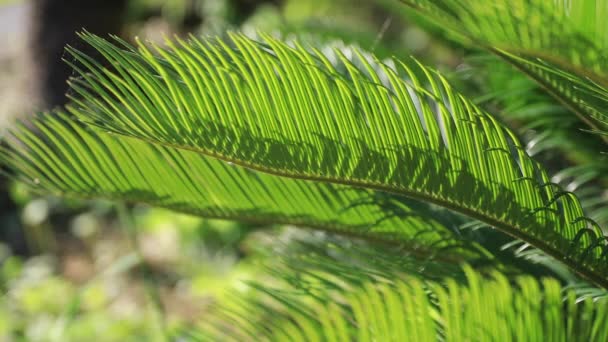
[60,33,608,287]
[1,114,484,260]
[202,236,466,341]
[399,0,608,140]
[462,55,608,227]
[202,261,608,341]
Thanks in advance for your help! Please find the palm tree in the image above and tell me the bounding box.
[3,0,608,339]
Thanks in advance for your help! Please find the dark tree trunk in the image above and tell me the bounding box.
[0,162,27,256]
[29,0,128,108]
[1,0,128,257]
[230,0,283,25]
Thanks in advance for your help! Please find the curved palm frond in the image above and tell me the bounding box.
[201,261,608,341]
[1,114,487,261]
[57,33,608,287]
[462,54,606,163]
[552,164,608,228]
[398,0,608,141]
[460,55,608,227]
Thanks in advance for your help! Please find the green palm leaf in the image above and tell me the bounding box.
[202,260,608,341]
[398,0,608,141]
[56,33,608,286]
[1,114,484,260]
[462,55,608,227]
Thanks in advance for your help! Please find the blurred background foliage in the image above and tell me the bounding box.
[0,0,606,340]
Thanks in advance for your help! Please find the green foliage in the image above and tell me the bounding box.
[200,239,608,341]
[207,268,608,341]
[2,114,485,260]
[459,54,608,228]
[399,0,608,140]
[2,0,608,338]
[10,32,606,286]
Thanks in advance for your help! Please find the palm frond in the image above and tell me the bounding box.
[399,0,608,141]
[552,165,608,228]
[461,55,605,162]
[1,114,486,261]
[198,233,470,341]
[52,33,608,287]
[458,55,608,227]
[201,259,608,341]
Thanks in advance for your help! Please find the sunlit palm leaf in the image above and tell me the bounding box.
[57,33,608,286]
[1,114,485,260]
[461,55,608,227]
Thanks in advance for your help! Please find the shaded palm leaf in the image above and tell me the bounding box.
[201,260,608,341]
[398,0,608,141]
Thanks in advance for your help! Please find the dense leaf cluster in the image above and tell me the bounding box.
[3,0,608,339]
